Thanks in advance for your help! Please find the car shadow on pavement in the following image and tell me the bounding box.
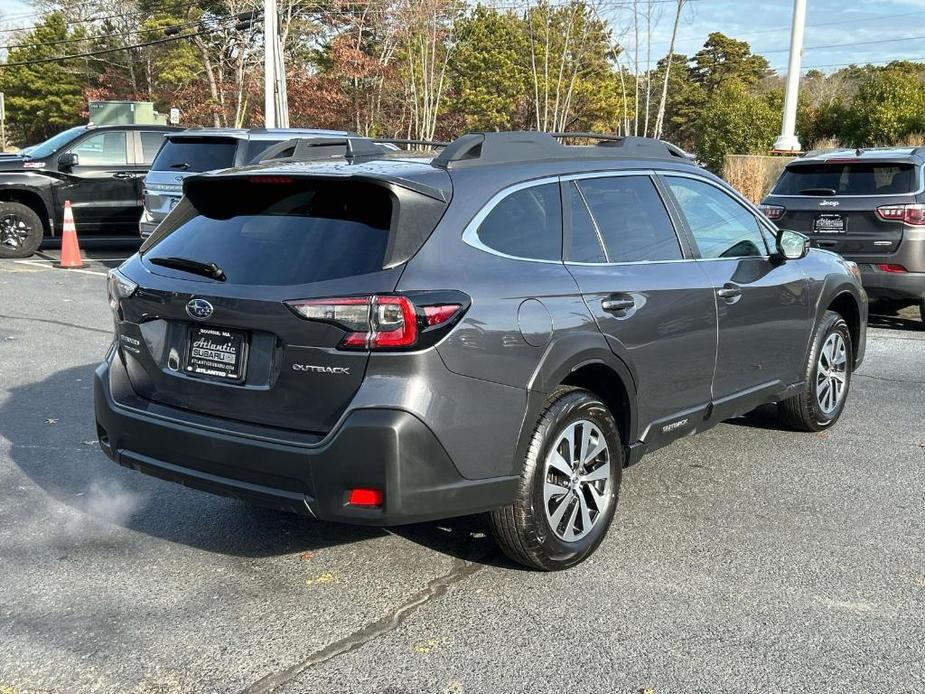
[2,363,514,568]
[867,311,922,332]
[722,403,788,431]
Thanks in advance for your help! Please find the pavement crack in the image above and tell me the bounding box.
[0,313,111,335]
[241,557,484,694]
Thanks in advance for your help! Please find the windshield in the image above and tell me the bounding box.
[26,126,87,159]
[773,162,917,196]
[150,138,238,173]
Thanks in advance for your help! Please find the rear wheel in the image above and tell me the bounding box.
[778,310,853,432]
[490,387,622,571]
[0,202,43,259]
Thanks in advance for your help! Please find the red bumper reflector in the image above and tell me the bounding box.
[878,264,908,273]
[348,488,384,507]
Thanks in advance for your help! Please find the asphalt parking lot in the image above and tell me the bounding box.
[1,249,923,694]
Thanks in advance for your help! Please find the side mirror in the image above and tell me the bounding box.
[775,229,810,261]
[57,152,79,170]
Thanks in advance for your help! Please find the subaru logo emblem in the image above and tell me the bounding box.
[186,298,213,320]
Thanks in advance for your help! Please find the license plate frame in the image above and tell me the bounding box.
[185,326,247,382]
[813,213,847,233]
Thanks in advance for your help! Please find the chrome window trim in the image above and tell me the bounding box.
[659,170,776,259]
[461,167,786,265]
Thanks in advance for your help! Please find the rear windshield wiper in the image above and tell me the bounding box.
[148,256,226,281]
[798,187,838,196]
[169,162,191,170]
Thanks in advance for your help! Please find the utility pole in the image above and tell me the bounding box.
[773,0,807,153]
[263,0,289,128]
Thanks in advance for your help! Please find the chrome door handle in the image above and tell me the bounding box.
[716,285,742,301]
[601,296,635,313]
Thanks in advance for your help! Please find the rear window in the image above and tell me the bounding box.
[151,138,238,173]
[773,162,917,196]
[142,181,392,285]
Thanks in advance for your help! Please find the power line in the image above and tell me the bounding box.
[0,2,198,34]
[0,24,228,68]
[3,17,208,50]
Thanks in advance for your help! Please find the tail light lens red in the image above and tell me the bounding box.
[875,203,925,225]
[759,204,785,221]
[286,294,466,350]
[878,264,908,273]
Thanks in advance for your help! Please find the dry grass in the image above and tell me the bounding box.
[723,154,797,203]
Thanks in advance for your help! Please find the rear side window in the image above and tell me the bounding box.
[244,139,283,164]
[575,176,682,263]
[773,162,917,196]
[140,131,167,164]
[477,183,562,261]
[143,181,392,285]
[666,176,768,259]
[151,138,238,173]
[566,182,607,263]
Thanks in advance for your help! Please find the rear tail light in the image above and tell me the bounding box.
[286,294,466,350]
[875,203,925,225]
[107,268,137,312]
[878,264,907,273]
[759,204,785,221]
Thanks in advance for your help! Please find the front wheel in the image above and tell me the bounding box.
[0,201,43,259]
[490,387,623,571]
[778,311,853,432]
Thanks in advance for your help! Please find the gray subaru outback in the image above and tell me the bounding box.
[761,147,925,326]
[95,132,867,570]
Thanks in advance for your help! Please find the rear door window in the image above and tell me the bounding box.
[665,176,768,259]
[476,183,562,261]
[773,162,917,195]
[575,175,682,263]
[140,131,167,164]
[143,180,393,285]
[244,139,283,163]
[150,138,238,173]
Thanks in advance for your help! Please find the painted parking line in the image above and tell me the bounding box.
[13,259,109,277]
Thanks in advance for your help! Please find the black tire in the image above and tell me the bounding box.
[489,387,623,571]
[918,299,925,328]
[0,201,44,259]
[778,310,853,432]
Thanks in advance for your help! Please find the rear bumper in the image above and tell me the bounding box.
[94,353,517,525]
[858,266,925,302]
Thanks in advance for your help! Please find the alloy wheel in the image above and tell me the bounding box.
[0,213,32,249]
[816,332,848,415]
[542,419,612,542]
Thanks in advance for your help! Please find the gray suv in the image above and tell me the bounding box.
[95,132,868,570]
[761,147,925,326]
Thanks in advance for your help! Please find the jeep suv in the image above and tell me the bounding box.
[95,132,867,570]
[761,147,925,326]
[139,127,352,239]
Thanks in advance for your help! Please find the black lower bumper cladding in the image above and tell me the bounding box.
[94,354,516,525]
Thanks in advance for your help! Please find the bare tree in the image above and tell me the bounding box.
[654,0,685,139]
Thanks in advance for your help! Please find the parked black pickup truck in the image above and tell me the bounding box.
[0,124,180,258]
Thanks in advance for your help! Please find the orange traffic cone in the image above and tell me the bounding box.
[55,200,84,269]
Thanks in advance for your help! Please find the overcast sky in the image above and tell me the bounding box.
[2,0,925,74]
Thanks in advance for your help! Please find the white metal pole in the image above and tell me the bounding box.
[773,0,807,152]
[275,29,289,128]
[264,0,278,128]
